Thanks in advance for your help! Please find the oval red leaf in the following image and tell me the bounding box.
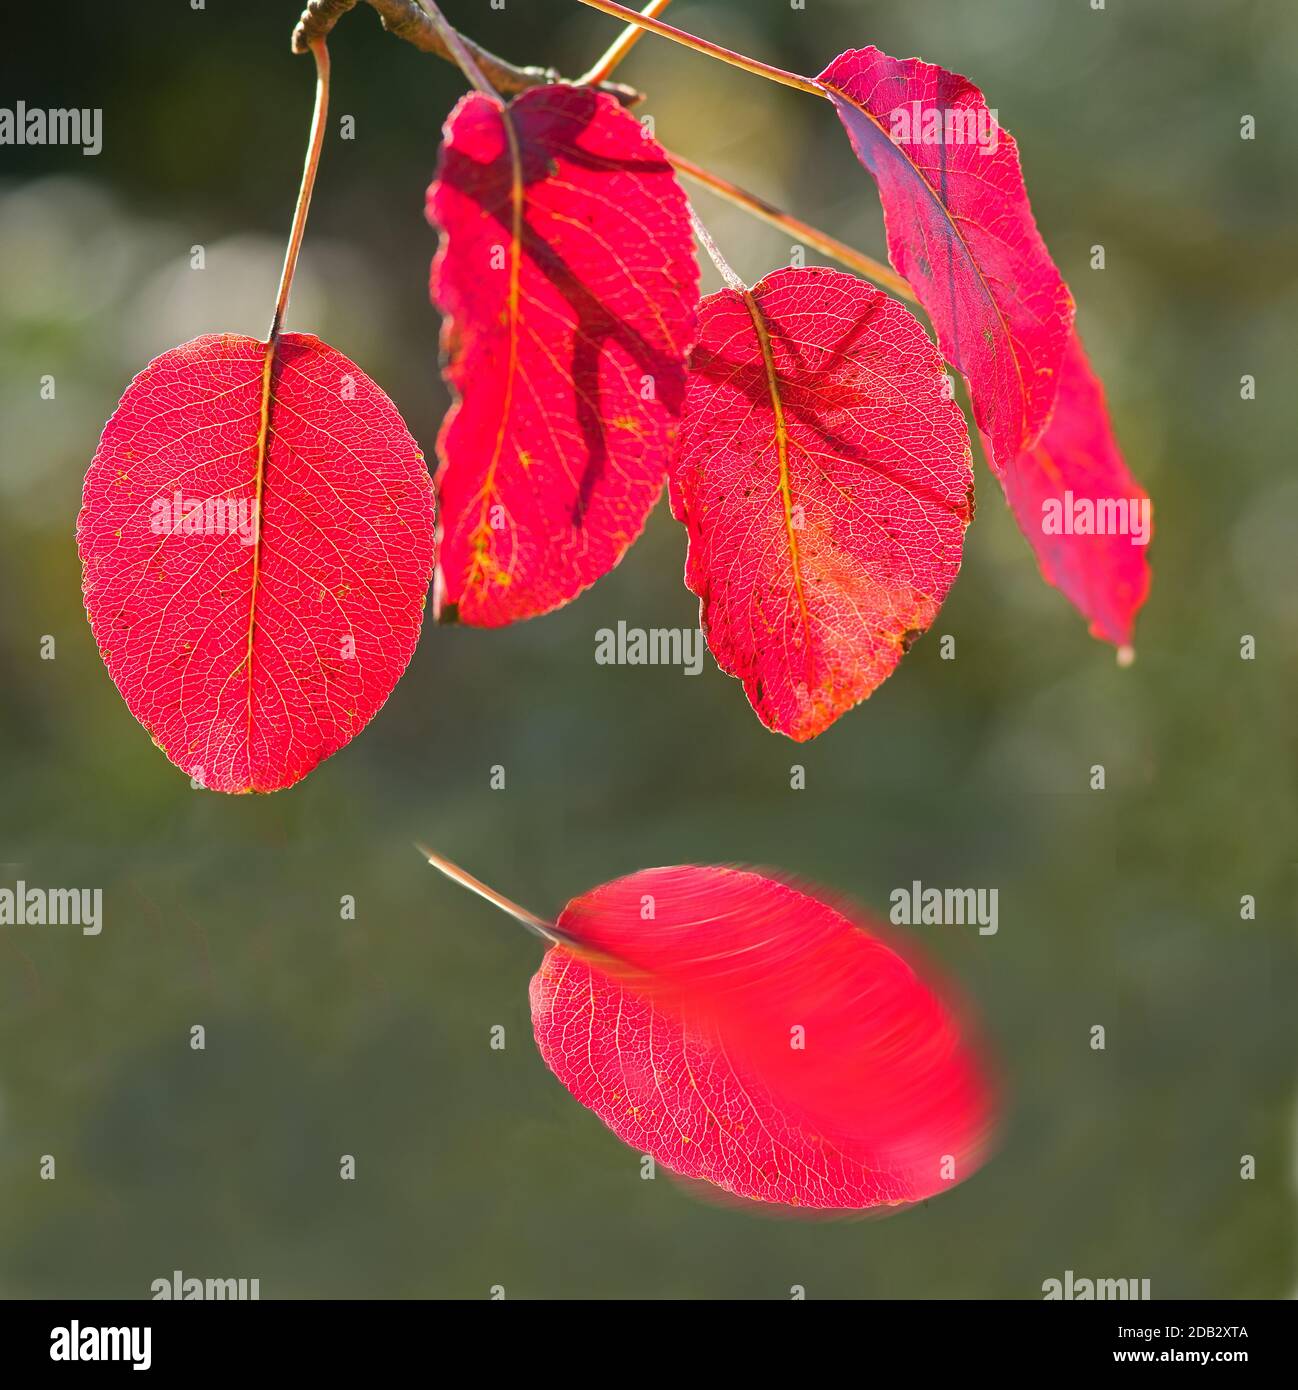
[999,332,1152,646]
[818,47,1074,474]
[426,83,699,627]
[670,266,972,741]
[78,332,436,793]
[530,865,995,1211]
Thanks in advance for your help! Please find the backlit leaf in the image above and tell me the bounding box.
[427,83,699,626]
[670,266,973,740]
[531,864,995,1211]
[998,331,1152,646]
[78,333,436,793]
[818,46,1074,473]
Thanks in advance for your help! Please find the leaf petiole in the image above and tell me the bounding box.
[689,206,745,292]
[415,844,569,946]
[578,0,674,86]
[416,0,500,100]
[668,151,917,305]
[573,0,824,97]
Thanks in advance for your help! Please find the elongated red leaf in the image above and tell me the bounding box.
[819,47,1074,472]
[998,332,1152,646]
[530,865,995,1211]
[670,266,972,741]
[426,83,699,626]
[78,332,436,793]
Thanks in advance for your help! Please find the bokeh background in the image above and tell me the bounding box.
[1,0,1295,1298]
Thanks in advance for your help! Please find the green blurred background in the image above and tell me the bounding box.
[1,0,1294,1298]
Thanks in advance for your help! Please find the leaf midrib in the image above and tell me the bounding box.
[466,104,525,595]
[242,338,276,790]
[740,287,811,636]
[821,70,1041,452]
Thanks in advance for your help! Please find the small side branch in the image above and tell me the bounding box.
[288,4,918,313]
[291,0,642,105]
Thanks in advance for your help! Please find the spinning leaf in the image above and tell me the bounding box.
[530,864,995,1211]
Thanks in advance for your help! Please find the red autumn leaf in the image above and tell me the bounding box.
[530,864,995,1211]
[670,266,973,741]
[997,332,1152,646]
[426,83,699,627]
[818,46,1074,474]
[78,332,436,793]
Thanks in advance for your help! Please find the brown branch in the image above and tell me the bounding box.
[289,1,917,318]
[291,0,642,105]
